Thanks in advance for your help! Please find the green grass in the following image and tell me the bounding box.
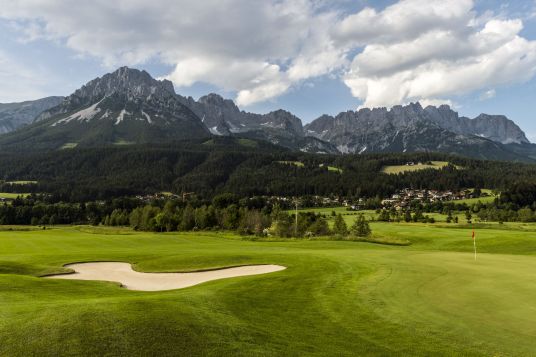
[274,162,342,173]
[276,160,304,167]
[447,189,497,204]
[450,196,496,204]
[382,161,453,174]
[3,224,536,355]
[326,166,343,173]
[113,139,135,146]
[0,192,30,199]
[60,142,78,149]
[237,138,258,148]
[4,180,38,185]
[291,206,447,222]
[318,164,343,173]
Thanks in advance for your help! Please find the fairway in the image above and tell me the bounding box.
[2,225,536,356]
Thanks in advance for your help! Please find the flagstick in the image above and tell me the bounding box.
[472,225,477,261]
[473,233,477,261]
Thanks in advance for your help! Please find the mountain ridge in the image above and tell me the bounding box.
[0,96,64,134]
[0,67,209,150]
[0,66,531,161]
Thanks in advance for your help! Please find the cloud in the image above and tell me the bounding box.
[0,0,535,108]
[332,0,474,46]
[342,1,536,107]
[480,89,496,101]
[0,0,345,107]
[0,51,51,102]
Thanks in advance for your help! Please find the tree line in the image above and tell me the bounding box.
[0,194,372,239]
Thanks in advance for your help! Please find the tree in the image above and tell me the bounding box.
[212,193,239,209]
[351,214,371,237]
[332,214,348,236]
[273,212,293,237]
[180,205,195,231]
[49,214,58,226]
[221,204,240,230]
[446,210,453,223]
[129,207,143,230]
[238,209,266,235]
[412,209,424,223]
[378,210,390,222]
[308,218,331,236]
[518,207,534,222]
[465,210,472,224]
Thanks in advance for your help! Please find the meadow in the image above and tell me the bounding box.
[381,160,451,174]
[0,192,30,199]
[2,222,536,356]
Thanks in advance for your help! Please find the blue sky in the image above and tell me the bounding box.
[0,0,535,139]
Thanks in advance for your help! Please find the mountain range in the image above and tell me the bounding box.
[0,96,63,134]
[0,66,534,161]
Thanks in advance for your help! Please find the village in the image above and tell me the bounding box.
[377,188,487,209]
[133,189,489,211]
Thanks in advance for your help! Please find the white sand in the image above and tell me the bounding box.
[45,262,286,291]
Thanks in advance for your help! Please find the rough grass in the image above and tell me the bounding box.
[3,225,536,356]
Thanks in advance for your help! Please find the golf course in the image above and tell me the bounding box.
[2,221,536,356]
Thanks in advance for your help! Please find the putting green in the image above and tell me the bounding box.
[2,226,536,356]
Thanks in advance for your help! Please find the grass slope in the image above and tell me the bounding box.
[0,192,30,199]
[2,225,536,356]
[382,161,451,174]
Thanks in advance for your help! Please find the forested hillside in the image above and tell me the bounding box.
[1,137,536,202]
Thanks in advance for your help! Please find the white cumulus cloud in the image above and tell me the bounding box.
[0,0,535,108]
[342,1,536,107]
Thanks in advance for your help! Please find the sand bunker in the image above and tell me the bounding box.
[45,262,286,291]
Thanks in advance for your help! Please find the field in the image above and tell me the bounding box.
[3,224,536,356]
[60,143,78,149]
[291,206,467,225]
[114,139,135,146]
[0,192,30,199]
[382,160,452,174]
[276,160,304,167]
[4,180,38,185]
[320,164,343,173]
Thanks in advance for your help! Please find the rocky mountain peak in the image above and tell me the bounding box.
[72,66,175,102]
[13,67,210,150]
[198,93,239,112]
[304,102,530,155]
